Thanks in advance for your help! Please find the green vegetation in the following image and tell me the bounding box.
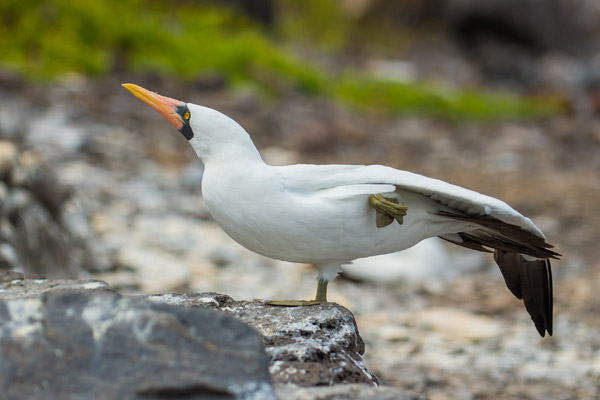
[277,0,353,52]
[0,0,324,92]
[333,76,559,120]
[0,0,560,119]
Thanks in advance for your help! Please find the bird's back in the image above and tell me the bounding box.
[201,162,475,265]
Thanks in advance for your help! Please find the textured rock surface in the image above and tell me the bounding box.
[0,141,101,277]
[0,278,275,400]
[0,269,116,300]
[145,292,378,387]
[275,384,427,400]
[0,273,401,399]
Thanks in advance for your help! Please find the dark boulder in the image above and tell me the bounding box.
[145,292,379,387]
[0,286,275,400]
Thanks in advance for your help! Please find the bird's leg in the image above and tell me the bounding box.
[263,279,328,307]
[315,279,328,302]
[300,279,328,306]
[368,193,408,228]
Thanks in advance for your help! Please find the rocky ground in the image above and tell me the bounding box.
[1,74,599,399]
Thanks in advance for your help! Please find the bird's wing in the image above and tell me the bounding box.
[280,163,557,336]
[282,163,559,257]
[281,163,541,234]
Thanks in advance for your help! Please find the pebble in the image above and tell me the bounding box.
[411,307,502,341]
[0,141,17,174]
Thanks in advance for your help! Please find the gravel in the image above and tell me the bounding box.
[1,76,598,399]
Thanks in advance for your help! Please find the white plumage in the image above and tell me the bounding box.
[123,84,559,336]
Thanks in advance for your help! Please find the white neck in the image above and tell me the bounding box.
[186,104,264,165]
[189,134,263,165]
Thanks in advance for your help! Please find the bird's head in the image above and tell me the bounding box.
[122,83,260,163]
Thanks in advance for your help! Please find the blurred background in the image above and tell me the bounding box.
[0,1,599,399]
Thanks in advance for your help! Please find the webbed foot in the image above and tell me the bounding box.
[263,299,325,307]
[368,193,408,228]
[262,280,329,307]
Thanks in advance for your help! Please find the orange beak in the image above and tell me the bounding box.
[122,83,185,130]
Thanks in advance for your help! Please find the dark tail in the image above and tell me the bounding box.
[494,250,553,336]
[436,211,558,337]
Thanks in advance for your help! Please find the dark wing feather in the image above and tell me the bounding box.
[435,211,560,259]
[436,211,557,337]
[494,250,553,336]
[439,232,493,253]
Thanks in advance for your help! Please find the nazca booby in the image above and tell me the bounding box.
[123,83,559,337]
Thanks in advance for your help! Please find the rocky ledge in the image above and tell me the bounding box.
[144,292,378,387]
[0,271,424,400]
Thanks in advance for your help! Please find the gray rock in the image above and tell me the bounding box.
[145,292,378,387]
[0,269,116,300]
[275,383,427,400]
[0,285,275,400]
[0,142,100,277]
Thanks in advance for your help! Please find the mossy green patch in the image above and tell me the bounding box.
[333,76,560,120]
[0,0,561,120]
[0,0,322,93]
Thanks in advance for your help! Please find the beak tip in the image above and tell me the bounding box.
[121,83,185,130]
[122,83,136,92]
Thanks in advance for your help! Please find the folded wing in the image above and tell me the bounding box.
[281,163,559,336]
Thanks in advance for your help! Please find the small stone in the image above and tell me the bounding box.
[0,141,17,176]
[412,307,503,341]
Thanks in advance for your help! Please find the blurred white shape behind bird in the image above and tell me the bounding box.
[342,238,449,284]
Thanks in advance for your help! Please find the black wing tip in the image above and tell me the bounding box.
[534,316,552,337]
[495,251,554,337]
[547,249,562,260]
[534,319,552,337]
[543,259,553,337]
[435,210,556,336]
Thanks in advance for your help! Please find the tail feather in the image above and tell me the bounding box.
[435,210,560,259]
[436,211,556,337]
[494,250,553,337]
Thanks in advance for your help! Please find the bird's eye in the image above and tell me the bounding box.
[184,111,190,120]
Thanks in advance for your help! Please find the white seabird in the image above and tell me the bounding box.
[123,83,559,337]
